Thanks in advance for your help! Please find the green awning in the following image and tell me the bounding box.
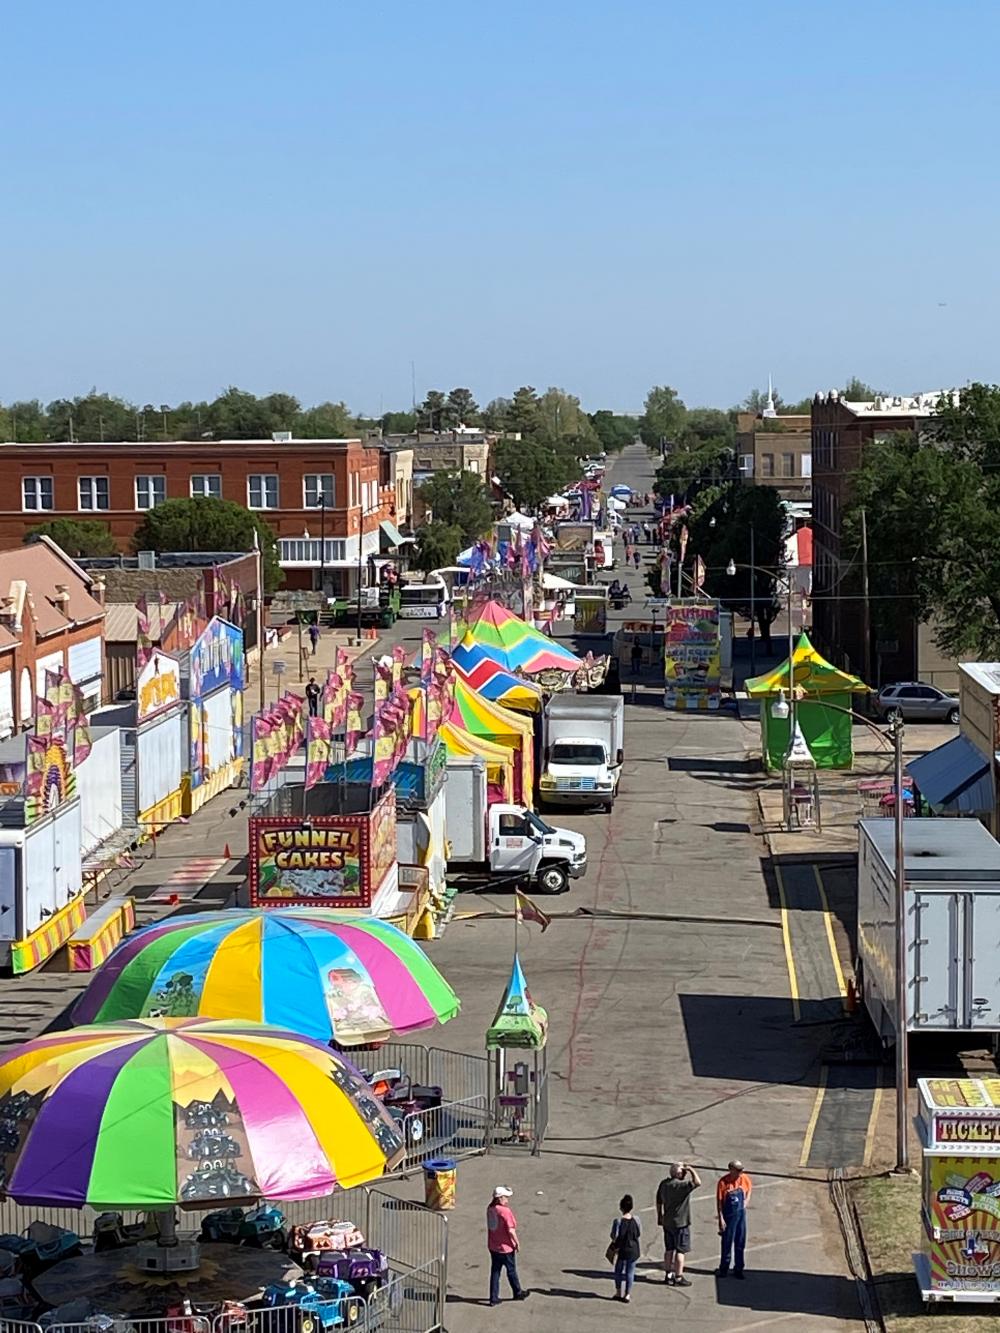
[379,519,405,548]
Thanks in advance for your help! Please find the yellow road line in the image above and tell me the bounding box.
[799,1064,828,1168]
[813,864,848,998]
[863,1070,883,1167]
[774,863,801,1021]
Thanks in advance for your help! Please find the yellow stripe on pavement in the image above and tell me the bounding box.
[813,865,848,999]
[774,863,801,1021]
[800,1064,828,1168]
[863,1071,883,1167]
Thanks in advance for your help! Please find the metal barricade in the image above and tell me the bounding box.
[366,1190,447,1275]
[47,1319,211,1333]
[0,1321,43,1333]
[362,1260,444,1333]
[396,1097,488,1173]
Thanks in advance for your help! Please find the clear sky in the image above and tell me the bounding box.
[5,1,998,415]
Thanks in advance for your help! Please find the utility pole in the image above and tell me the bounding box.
[254,531,266,713]
[861,506,872,686]
[892,713,910,1172]
[749,526,757,677]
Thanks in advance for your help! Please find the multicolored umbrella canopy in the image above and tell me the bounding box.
[0,1018,404,1208]
[486,955,548,1051]
[464,599,582,674]
[448,677,534,802]
[73,909,460,1046]
[438,722,515,800]
[452,640,543,713]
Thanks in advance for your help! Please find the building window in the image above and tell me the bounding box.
[78,476,109,510]
[22,477,53,511]
[191,474,222,499]
[739,454,754,477]
[467,459,481,474]
[801,453,812,478]
[135,475,166,510]
[248,474,279,509]
[760,453,774,478]
[279,538,347,564]
[781,452,795,478]
[304,474,334,508]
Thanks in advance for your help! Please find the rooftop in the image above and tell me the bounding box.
[960,662,1000,695]
[0,537,105,638]
[816,389,960,418]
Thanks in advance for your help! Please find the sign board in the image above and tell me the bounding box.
[663,600,721,712]
[190,617,245,700]
[272,660,287,675]
[189,618,245,790]
[249,787,396,909]
[137,650,181,724]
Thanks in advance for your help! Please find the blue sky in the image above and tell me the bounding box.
[5,1,998,414]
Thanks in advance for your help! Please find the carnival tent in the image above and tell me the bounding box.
[408,689,516,800]
[746,632,867,770]
[449,676,534,801]
[461,600,582,674]
[452,635,543,713]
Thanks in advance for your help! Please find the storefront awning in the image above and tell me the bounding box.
[379,519,406,549]
[909,734,992,814]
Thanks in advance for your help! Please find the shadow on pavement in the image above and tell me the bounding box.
[712,1267,860,1318]
[678,993,834,1086]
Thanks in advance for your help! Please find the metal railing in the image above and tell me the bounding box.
[394,1096,488,1174]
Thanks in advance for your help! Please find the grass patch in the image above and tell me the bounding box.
[851,1174,1000,1331]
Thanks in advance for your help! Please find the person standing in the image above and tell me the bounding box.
[633,548,641,570]
[630,642,643,676]
[716,1160,752,1278]
[305,676,321,717]
[308,620,321,655]
[609,1194,641,1303]
[487,1186,530,1306]
[656,1162,701,1287]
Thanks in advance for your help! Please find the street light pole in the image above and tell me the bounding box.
[892,712,910,1172]
[318,496,327,602]
[356,511,365,643]
[749,526,756,677]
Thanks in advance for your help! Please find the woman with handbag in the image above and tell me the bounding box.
[608,1194,642,1302]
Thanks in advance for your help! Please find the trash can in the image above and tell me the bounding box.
[423,1158,457,1211]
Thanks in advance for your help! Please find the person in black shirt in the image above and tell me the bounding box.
[656,1161,701,1287]
[609,1194,641,1303]
[305,677,321,717]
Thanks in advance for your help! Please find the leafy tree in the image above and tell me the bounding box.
[481,397,512,433]
[741,386,811,415]
[444,388,479,427]
[416,470,492,542]
[509,386,540,435]
[588,411,638,454]
[414,522,464,574]
[133,497,283,592]
[26,519,118,557]
[381,410,418,435]
[537,387,595,443]
[842,377,880,402]
[3,400,47,441]
[46,392,137,442]
[296,401,355,437]
[687,485,787,643]
[640,385,686,449]
[203,387,292,439]
[420,391,447,433]
[493,435,576,510]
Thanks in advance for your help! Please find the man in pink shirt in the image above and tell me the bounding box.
[487,1185,531,1306]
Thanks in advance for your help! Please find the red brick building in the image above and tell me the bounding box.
[0,437,399,597]
[0,536,106,736]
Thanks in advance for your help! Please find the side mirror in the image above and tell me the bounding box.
[616,749,624,766]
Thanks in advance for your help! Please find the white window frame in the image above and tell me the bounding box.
[190,474,222,499]
[248,474,279,510]
[801,454,812,478]
[22,476,53,512]
[135,475,166,511]
[303,474,335,508]
[78,476,110,511]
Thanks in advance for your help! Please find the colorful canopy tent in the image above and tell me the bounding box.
[462,599,582,675]
[73,909,460,1046]
[453,640,543,714]
[408,687,516,800]
[486,955,548,1050]
[486,955,548,1155]
[746,633,868,770]
[0,1017,404,1208]
[448,676,534,801]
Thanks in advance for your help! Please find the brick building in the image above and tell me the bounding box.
[381,430,492,527]
[0,437,399,598]
[811,389,960,686]
[735,411,811,504]
[0,536,106,736]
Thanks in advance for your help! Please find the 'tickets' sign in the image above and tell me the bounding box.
[137,650,181,723]
[248,788,397,909]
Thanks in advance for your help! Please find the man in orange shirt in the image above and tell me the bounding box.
[715,1160,752,1278]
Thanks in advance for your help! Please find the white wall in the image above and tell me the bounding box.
[203,688,235,775]
[23,801,83,936]
[77,729,123,855]
[138,709,184,812]
[0,672,12,740]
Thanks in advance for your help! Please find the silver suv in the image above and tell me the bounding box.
[875,682,959,725]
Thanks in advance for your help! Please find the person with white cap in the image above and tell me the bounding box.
[487,1185,530,1306]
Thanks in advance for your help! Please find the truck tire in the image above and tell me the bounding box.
[537,863,568,895]
[604,799,614,813]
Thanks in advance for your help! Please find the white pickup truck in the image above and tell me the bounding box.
[445,757,586,894]
[539,695,625,812]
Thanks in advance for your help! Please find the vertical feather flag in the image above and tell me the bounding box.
[305,715,332,789]
[345,691,365,753]
[391,643,408,688]
[136,595,152,672]
[421,628,435,687]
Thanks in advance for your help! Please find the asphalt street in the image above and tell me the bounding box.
[378,444,862,1330]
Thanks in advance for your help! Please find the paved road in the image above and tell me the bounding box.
[384,445,861,1330]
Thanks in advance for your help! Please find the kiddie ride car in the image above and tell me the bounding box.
[362,1069,442,1149]
[288,1221,389,1303]
[200,1204,287,1249]
[0,1222,81,1276]
[261,1278,361,1330]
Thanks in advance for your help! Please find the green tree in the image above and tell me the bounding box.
[414,522,464,574]
[842,377,881,402]
[26,519,118,557]
[204,387,292,439]
[416,470,492,542]
[444,387,479,427]
[296,401,355,437]
[481,397,512,432]
[381,410,418,435]
[493,435,574,510]
[420,391,447,432]
[509,386,540,435]
[687,485,787,641]
[2,400,47,441]
[588,411,638,454]
[640,385,686,449]
[46,392,138,442]
[132,497,283,591]
[537,387,595,444]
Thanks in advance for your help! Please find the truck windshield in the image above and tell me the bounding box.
[527,811,556,837]
[551,742,605,764]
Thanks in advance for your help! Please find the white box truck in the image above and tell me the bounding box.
[857,818,1000,1044]
[445,756,587,894]
[539,695,625,812]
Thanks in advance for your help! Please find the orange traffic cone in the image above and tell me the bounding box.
[224,842,232,860]
[168,892,180,906]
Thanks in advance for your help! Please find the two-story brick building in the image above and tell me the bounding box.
[0,436,399,597]
[735,410,811,505]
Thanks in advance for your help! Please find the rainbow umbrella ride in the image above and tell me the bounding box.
[447,677,534,802]
[452,638,542,714]
[462,599,582,674]
[0,1017,404,1208]
[74,908,460,1047]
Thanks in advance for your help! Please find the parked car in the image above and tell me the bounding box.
[875,682,960,725]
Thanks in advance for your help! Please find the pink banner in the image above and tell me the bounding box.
[305,715,332,789]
